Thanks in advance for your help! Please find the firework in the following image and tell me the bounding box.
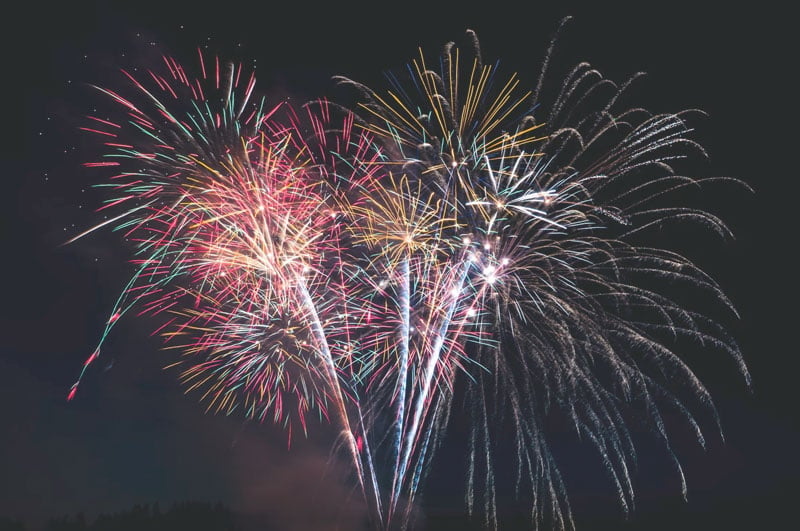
[68,22,749,531]
[331,23,750,529]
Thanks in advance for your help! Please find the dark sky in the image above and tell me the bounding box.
[2,2,795,530]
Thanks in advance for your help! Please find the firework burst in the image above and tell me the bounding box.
[332,23,750,529]
[68,21,749,531]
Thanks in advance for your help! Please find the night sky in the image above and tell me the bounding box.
[2,2,796,530]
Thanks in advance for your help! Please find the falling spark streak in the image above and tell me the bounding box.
[392,256,471,511]
[295,279,379,518]
[61,201,157,245]
[393,257,410,478]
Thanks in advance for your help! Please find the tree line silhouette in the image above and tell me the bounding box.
[1,501,240,531]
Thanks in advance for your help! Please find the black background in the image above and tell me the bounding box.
[2,2,795,530]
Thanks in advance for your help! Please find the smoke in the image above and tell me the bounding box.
[228,427,370,530]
